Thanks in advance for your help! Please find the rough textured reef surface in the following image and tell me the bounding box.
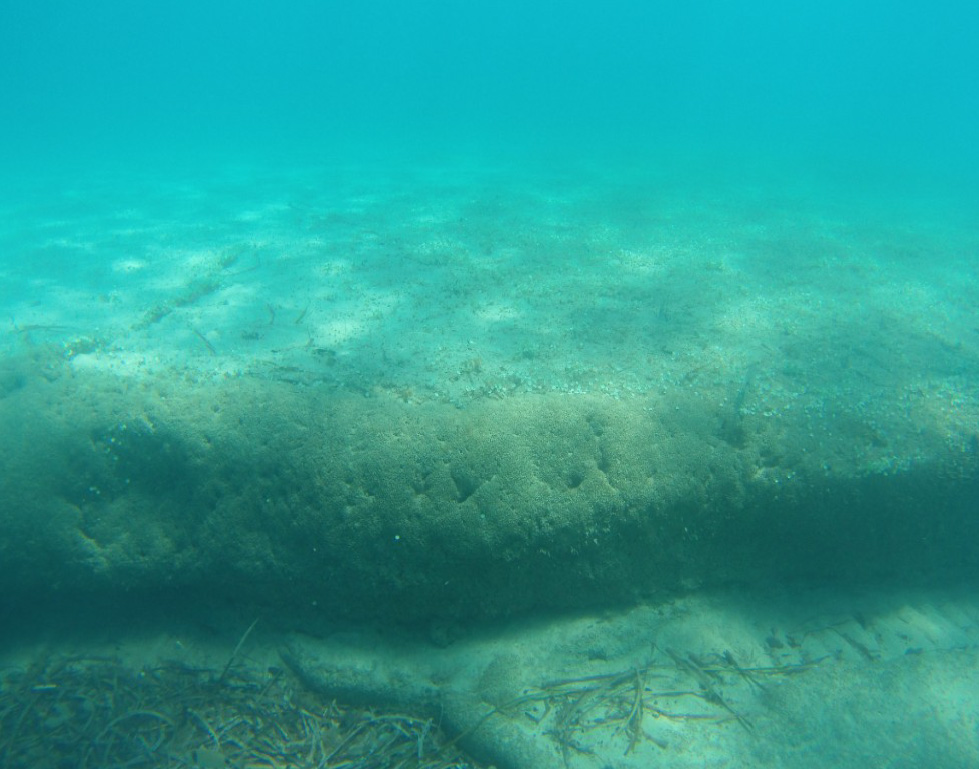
[1,350,977,624]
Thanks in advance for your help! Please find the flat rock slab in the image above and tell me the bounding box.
[1,350,978,623]
[282,586,979,769]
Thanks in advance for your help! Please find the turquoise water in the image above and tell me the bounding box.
[2,1,977,182]
[2,3,979,768]
[2,0,977,396]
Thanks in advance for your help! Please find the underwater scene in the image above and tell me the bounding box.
[2,1,979,767]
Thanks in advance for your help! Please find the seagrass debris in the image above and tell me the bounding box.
[477,647,828,756]
[0,655,485,769]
